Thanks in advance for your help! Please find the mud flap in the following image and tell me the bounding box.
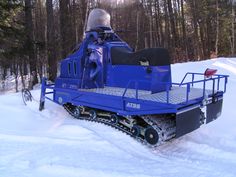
[206,98,223,123]
[176,107,201,138]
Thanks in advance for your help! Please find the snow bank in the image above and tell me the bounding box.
[0,58,236,177]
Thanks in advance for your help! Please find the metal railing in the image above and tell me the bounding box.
[179,72,229,97]
[122,73,229,104]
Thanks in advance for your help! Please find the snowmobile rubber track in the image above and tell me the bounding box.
[63,103,176,148]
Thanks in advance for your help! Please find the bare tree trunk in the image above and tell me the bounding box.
[14,73,18,92]
[145,36,148,48]
[231,1,235,56]
[2,67,7,91]
[82,0,89,35]
[163,0,170,49]
[35,0,46,83]
[25,0,38,88]
[135,10,140,51]
[199,22,207,59]
[149,0,153,47]
[12,59,19,92]
[190,0,201,60]
[46,0,57,81]
[72,0,79,44]
[215,0,219,57]
[149,19,153,47]
[167,0,177,61]
[59,0,72,58]
[180,0,188,60]
[19,61,26,89]
[154,0,161,46]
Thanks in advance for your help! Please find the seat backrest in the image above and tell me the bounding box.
[111,47,171,66]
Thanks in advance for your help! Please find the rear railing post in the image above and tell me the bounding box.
[186,83,190,103]
[203,79,206,98]
[224,77,228,93]
[217,75,220,91]
[212,79,215,96]
[191,73,194,87]
[166,83,170,104]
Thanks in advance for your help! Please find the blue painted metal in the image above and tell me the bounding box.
[39,28,229,120]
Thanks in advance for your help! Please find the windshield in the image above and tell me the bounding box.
[86,8,111,32]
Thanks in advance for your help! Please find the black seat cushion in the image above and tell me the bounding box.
[111,47,171,66]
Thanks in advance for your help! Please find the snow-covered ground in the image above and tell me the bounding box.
[0,58,236,177]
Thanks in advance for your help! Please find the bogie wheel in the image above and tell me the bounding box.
[110,114,119,124]
[144,127,159,145]
[73,107,81,119]
[89,110,97,120]
[131,125,141,137]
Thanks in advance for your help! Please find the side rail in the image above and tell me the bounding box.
[122,72,229,105]
[179,72,229,93]
[39,77,55,111]
[122,80,172,103]
[122,80,192,104]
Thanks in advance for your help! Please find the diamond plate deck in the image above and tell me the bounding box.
[80,86,212,104]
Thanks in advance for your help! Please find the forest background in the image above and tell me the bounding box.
[0,0,235,91]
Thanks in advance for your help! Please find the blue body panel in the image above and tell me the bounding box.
[40,30,228,117]
[106,65,171,92]
[52,87,177,116]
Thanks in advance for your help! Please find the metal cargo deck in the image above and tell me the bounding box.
[80,86,212,104]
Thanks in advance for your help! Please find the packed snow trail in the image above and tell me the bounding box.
[0,58,236,177]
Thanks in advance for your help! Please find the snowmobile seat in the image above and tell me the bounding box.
[111,47,171,66]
